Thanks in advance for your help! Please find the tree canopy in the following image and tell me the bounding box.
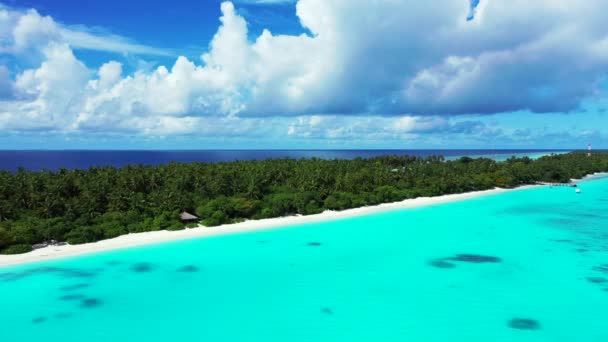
[0,151,606,254]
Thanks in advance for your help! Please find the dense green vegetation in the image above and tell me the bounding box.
[1,152,607,254]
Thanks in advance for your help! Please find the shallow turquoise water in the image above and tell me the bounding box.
[1,177,608,341]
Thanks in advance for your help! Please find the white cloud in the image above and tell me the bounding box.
[0,7,172,56]
[97,61,123,89]
[7,43,90,130]
[59,27,174,56]
[0,65,13,98]
[285,115,474,142]
[12,9,59,51]
[235,0,296,4]
[1,0,608,137]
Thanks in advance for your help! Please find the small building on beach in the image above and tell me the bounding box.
[179,211,199,224]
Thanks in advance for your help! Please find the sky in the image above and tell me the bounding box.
[0,0,607,149]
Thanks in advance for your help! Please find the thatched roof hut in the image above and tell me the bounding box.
[180,211,199,223]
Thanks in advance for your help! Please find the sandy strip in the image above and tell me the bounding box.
[572,172,608,182]
[0,185,540,268]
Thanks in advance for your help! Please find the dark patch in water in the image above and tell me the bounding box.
[508,318,541,330]
[307,242,323,246]
[31,317,46,324]
[288,263,296,267]
[545,218,584,228]
[55,268,98,278]
[593,264,608,274]
[55,313,71,319]
[583,213,606,220]
[80,298,103,308]
[105,260,122,266]
[429,254,501,269]
[131,262,155,273]
[576,248,588,253]
[59,294,85,301]
[0,272,18,281]
[587,277,608,284]
[503,205,549,216]
[177,265,200,273]
[321,307,334,315]
[60,283,89,291]
[0,267,97,282]
[257,240,268,244]
[428,259,456,269]
[550,239,572,243]
[447,254,501,263]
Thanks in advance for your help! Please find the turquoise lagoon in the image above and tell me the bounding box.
[1,177,608,341]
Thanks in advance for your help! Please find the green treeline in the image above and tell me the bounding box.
[0,152,607,254]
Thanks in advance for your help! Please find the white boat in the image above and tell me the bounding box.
[576,189,581,193]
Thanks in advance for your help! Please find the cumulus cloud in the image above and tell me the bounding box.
[1,0,608,136]
[0,65,14,98]
[285,115,494,143]
[235,0,296,4]
[2,43,90,131]
[0,7,172,56]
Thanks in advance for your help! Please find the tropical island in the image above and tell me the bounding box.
[0,151,607,255]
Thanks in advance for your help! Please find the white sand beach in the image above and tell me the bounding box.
[0,186,539,268]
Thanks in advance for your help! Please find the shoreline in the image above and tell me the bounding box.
[0,185,541,268]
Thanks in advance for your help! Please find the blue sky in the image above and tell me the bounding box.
[1,0,306,70]
[0,0,607,149]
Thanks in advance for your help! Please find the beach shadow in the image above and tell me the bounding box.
[59,294,86,301]
[0,272,19,282]
[177,265,200,273]
[31,317,46,324]
[130,262,155,273]
[0,267,98,282]
[593,264,608,274]
[321,307,334,315]
[508,318,541,330]
[502,203,585,218]
[550,239,573,243]
[580,213,606,219]
[60,283,90,291]
[587,277,607,284]
[447,254,501,263]
[429,254,501,269]
[544,218,586,228]
[58,267,99,278]
[428,259,456,269]
[80,298,103,309]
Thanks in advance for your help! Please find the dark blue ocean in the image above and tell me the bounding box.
[0,150,568,172]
